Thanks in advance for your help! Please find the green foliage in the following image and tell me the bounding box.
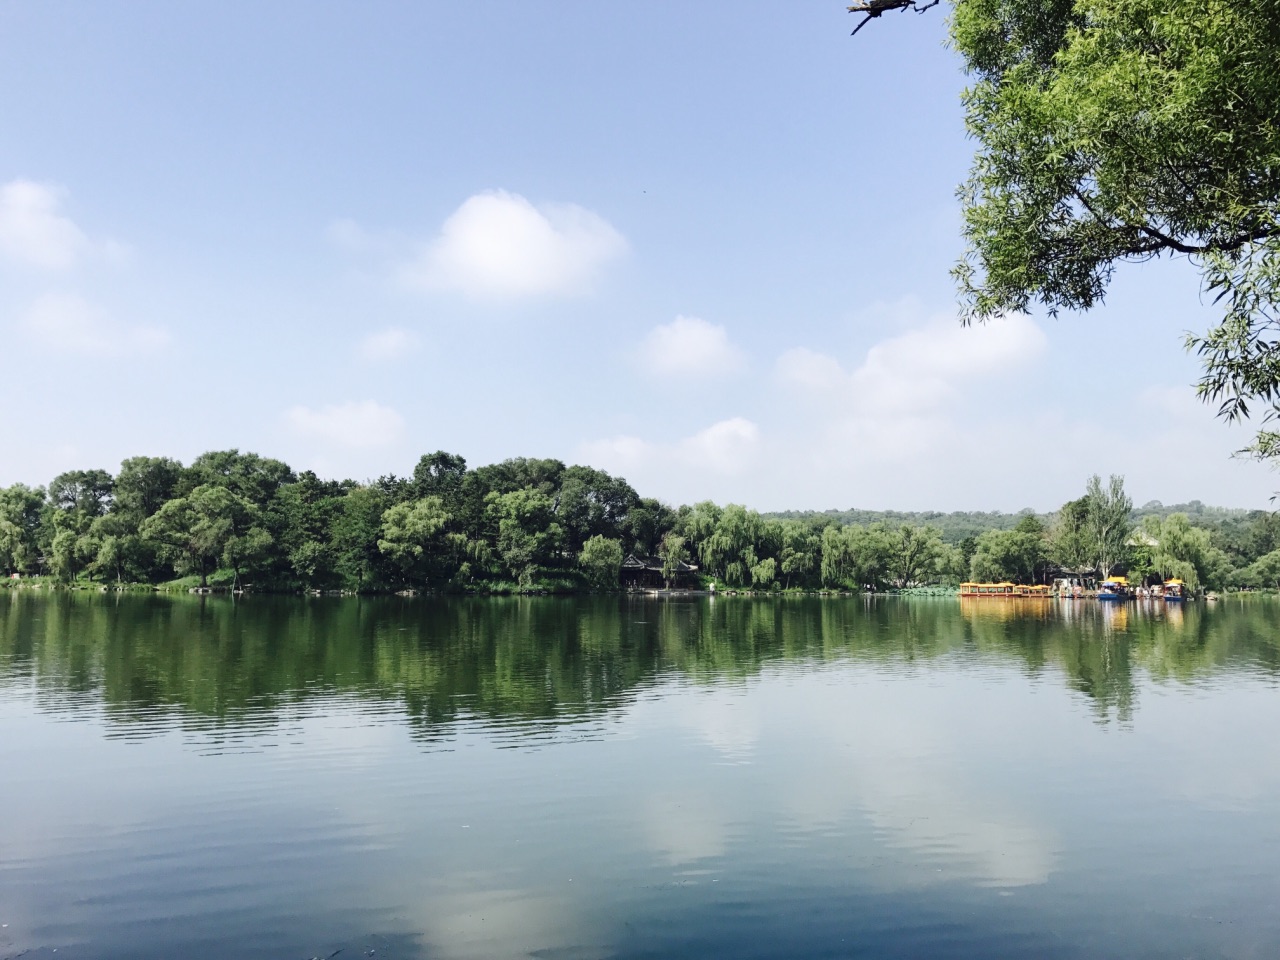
[969,526,1043,583]
[883,524,946,587]
[820,523,889,589]
[579,535,624,589]
[658,532,690,585]
[1085,474,1132,577]
[779,520,821,588]
[48,469,113,516]
[1140,512,1234,590]
[1048,497,1091,571]
[378,496,452,586]
[332,485,391,590]
[139,484,257,588]
[114,457,183,519]
[767,506,1040,543]
[750,556,777,590]
[948,0,1280,457]
[7,449,1277,596]
[489,488,560,588]
[0,484,46,575]
[1235,548,1280,589]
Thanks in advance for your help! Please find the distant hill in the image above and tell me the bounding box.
[766,501,1261,544]
[763,508,1044,543]
[1132,500,1255,521]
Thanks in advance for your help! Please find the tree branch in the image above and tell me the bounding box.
[848,0,939,37]
[1070,187,1273,257]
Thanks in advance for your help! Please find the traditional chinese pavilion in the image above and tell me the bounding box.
[619,554,700,589]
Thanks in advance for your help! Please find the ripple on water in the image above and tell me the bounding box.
[4,594,1280,959]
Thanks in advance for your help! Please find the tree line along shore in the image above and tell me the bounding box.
[2,450,1280,595]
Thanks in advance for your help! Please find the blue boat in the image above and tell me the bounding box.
[1097,576,1132,601]
[1162,579,1189,602]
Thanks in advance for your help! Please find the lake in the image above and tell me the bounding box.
[2,592,1280,959]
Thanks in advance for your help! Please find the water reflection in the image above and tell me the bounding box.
[2,593,1279,737]
[5,594,1280,959]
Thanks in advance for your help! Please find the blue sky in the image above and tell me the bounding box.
[0,2,1274,510]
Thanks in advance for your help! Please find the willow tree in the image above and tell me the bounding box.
[378,496,452,587]
[1140,513,1211,588]
[854,0,1280,456]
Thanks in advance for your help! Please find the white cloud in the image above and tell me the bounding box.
[854,313,1046,413]
[19,293,169,355]
[583,434,651,467]
[779,312,1046,417]
[358,326,419,362]
[775,346,845,393]
[420,888,603,960]
[773,312,1047,465]
[400,189,627,299]
[0,179,127,270]
[581,417,761,491]
[681,417,760,473]
[0,180,88,269]
[640,315,746,378]
[642,793,727,865]
[580,301,1275,510]
[324,217,375,253]
[284,400,405,448]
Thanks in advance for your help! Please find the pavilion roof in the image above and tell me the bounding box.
[621,554,699,573]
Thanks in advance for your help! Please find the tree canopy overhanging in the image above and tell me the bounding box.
[854,0,1280,458]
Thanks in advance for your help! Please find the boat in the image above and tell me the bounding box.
[959,582,1015,597]
[959,582,1053,598]
[1162,579,1190,602]
[1097,576,1132,601]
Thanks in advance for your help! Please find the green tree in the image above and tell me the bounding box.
[1049,497,1092,572]
[556,466,639,554]
[579,534,624,589]
[272,471,351,588]
[820,524,890,589]
[779,520,821,589]
[140,484,256,587]
[0,484,46,575]
[883,524,945,587]
[1236,548,1280,589]
[412,451,468,505]
[223,525,274,591]
[1139,512,1232,590]
[935,542,967,584]
[377,497,452,587]
[486,489,560,588]
[331,485,390,591]
[186,450,294,507]
[47,468,113,516]
[1085,474,1132,577]
[969,519,1044,583]
[694,504,764,587]
[48,525,85,581]
[624,497,675,557]
[750,556,777,590]
[859,0,1280,458]
[81,512,145,583]
[113,457,183,519]
[657,532,691,586]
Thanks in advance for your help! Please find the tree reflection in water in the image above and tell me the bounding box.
[2,592,1277,736]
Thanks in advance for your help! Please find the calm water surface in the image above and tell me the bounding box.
[2,593,1280,959]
